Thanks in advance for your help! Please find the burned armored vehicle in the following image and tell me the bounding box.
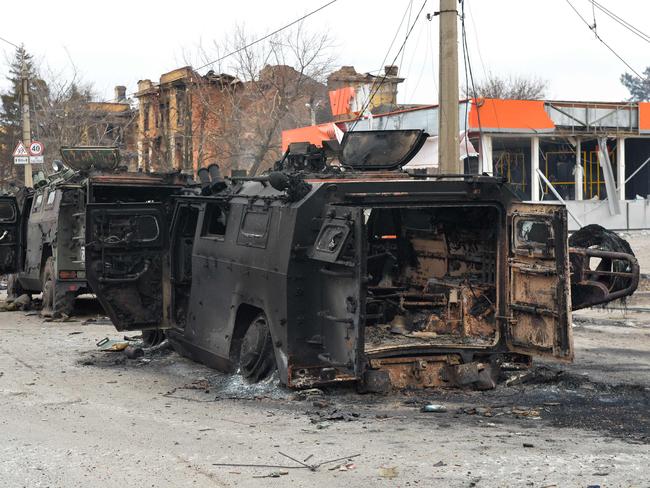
[82,130,639,390]
[3,146,189,316]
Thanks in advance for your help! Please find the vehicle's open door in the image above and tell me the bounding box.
[506,203,573,360]
[85,203,169,331]
[0,196,21,273]
[308,205,365,378]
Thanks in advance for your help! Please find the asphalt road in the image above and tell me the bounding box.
[0,293,648,487]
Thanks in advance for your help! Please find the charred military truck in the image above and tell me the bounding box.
[82,130,639,390]
[3,146,189,316]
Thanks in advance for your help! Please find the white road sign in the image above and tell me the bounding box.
[12,141,29,157]
[14,156,29,165]
[30,156,44,164]
[29,141,44,156]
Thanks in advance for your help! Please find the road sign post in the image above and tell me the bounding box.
[13,141,29,166]
[28,141,44,166]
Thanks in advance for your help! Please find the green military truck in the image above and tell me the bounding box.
[6,146,189,316]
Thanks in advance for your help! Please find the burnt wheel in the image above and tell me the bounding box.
[142,329,166,347]
[6,274,26,302]
[41,257,75,318]
[239,313,276,382]
[41,257,55,317]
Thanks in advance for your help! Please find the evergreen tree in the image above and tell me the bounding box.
[0,46,42,187]
[621,68,650,101]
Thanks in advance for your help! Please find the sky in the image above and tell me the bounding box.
[1,0,649,104]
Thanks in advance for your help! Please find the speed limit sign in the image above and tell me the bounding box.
[29,141,44,156]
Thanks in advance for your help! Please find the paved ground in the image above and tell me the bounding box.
[0,232,649,487]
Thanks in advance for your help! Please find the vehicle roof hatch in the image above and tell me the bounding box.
[339,129,428,170]
[60,146,120,172]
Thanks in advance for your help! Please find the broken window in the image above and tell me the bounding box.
[32,194,43,213]
[45,190,56,209]
[0,201,16,222]
[514,217,554,256]
[237,208,270,248]
[201,203,228,239]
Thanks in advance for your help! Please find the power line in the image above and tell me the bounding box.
[565,0,643,79]
[460,0,482,161]
[195,0,340,72]
[89,0,341,104]
[0,34,20,50]
[349,0,428,132]
[590,0,650,44]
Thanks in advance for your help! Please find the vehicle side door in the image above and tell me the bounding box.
[308,205,365,377]
[0,196,21,273]
[506,202,573,360]
[85,203,169,331]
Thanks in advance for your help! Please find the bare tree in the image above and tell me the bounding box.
[463,72,548,100]
[193,23,335,175]
[32,62,136,169]
[1,48,134,184]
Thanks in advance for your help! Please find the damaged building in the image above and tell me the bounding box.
[135,65,329,175]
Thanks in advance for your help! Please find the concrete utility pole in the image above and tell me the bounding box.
[21,57,33,187]
[438,0,461,174]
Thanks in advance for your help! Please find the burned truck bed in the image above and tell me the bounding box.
[81,130,640,391]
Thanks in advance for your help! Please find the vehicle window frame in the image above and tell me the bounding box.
[200,202,229,241]
[0,200,16,223]
[513,215,555,257]
[236,207,271,249]
[44,190,57,210]
[32,193,44,214]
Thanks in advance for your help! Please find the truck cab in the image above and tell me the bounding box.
[84,131,639,390]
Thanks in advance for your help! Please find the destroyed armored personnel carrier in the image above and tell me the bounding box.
[79,130,639,390]
[1,146,189,316]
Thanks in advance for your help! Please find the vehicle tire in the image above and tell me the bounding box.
[41,257,75,317]
[6,274,26,302]
[142,329,166,347]
[41,257,55,317]
[239,313,276,382]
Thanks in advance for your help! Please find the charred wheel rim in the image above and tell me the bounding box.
[239,314,276,382]
[141,329,166,348]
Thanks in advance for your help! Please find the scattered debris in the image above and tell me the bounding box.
[81,316,113,326]
[0,294,32,312]
[294,388,324,400]
[505,371,534,387]
[43,313,75,323]
[96,337,129,351]
[124,346,144,359]
[433,461,446,467]
[379,466,398,479]
[310,408,360,423]
[213,452,360,473]
[421,404,447,413]
[522,443,534,448]
[253,471,289,478]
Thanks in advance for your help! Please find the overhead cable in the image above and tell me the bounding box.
[566,0,643,79]
[195,0,340,72]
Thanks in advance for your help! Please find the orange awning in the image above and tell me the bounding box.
[281,123,339,151]
[639,102,650,133]
[468,98,555,132]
